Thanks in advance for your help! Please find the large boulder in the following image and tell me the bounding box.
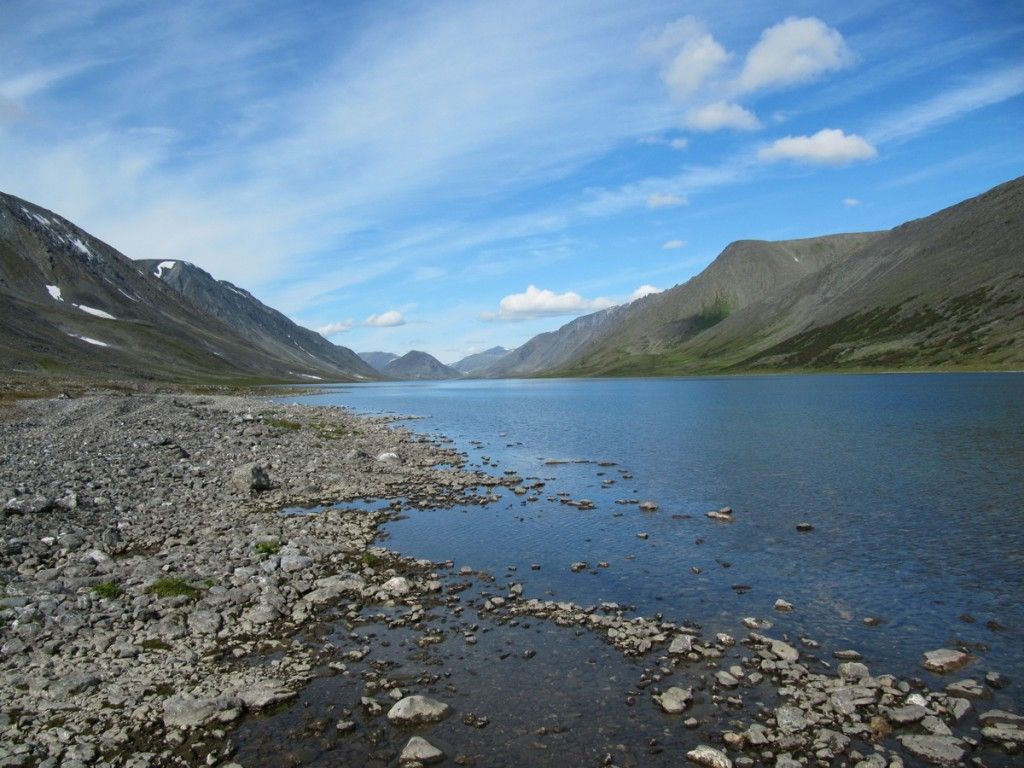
[653,686,692,714]
[232,463,273,495]
[686,745,732,768]
[162,696,244,728]
[921,648,970,673]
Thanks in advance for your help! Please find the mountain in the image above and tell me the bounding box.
[0,191,375,384]
[383,350,461,380]
[553,176,1024,375]
[450,346,510,375]
[480,305,630,377]
[358,351,400,372]
[138,259,377,380]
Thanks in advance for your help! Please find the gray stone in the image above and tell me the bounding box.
[921,648,969,674]
[653,686,692,714]
[400,736,444,765]
[686,745,732,768]
[887,704,927,725]
[387,695,451,725]
[839,661,870,680]
[770,639,800,662]
[232,463,273,494]
[945,679,985,698]
[381,576,411,596]
[4,494,53,514]
[162,696,244,728]
[188,609,222,635]
[898,735,965,765]
[668,635,695,655]
[775,705,808,733]
[237,680,297,710]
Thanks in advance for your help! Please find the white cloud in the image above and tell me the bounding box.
[363,310,405,327]
[738,17,853,92]
[685,101,761,132]
[842,197,861,207]
[646,193,687,209]
[629,284,663,301]
[868,64,1024,145]
[758,128,877,165]
[662,239,686,249]
[669,137,689,150]
[650,17,731,100]
[482,285,615,321]
[315,320,354,337]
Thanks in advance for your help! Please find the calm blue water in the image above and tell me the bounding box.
[294,373,1024,703]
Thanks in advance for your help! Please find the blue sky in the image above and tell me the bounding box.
[1,1,1022,363]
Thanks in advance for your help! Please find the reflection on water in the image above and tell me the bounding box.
[292,373,1024,706]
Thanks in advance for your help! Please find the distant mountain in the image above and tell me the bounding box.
[139,259,378,381]
[358,351,400,372]
[451,346,510,375]
[545,176,1024,375]
[383,350,461,380]
[480,305,630,378]
[0,191,375,383]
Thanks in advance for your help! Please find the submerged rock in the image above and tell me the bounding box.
[922,648,970,673]
[898,735,965,765]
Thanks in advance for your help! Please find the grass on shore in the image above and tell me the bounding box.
[91,581,122,599]
[147,578,201,600]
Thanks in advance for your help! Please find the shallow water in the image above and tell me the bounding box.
[292,373,1024,706]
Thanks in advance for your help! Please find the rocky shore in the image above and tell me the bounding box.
[1,393,1021,767]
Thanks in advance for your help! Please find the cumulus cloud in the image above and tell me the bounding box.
[758,128,877,165]
[363,310,406,327]
[481,285,615,321]
[646,192,687,209]
[685,101,761,132]
[629,284,663,301]
[662,239,686,249]
[650,17,731,100]
[738,17,853,92]
[315,320,353,337]
[842,197,861,207]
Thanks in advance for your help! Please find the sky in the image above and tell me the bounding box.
[1,1,1022,364]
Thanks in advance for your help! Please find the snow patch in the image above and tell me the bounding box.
[32,213,51,226]
[154,261,176,278]
[118,288,140,302]
[226,284,248,297]
[45,285,63,302]
[75,304,117,320]
[68,334,109,347]
[298,374,323,380]
[72,238,94,258]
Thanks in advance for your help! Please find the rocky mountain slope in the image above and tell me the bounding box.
[383,351,461,380]
[0,192,375,384]
[497,176,1023,377]
[358,351,400,372]
[139,259,377,381]
[451,346,510,375]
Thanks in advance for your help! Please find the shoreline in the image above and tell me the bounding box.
[1,392,1020,767]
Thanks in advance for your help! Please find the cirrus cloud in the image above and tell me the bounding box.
[738,17,853,93]
[646,192,687,209]
[662,239,686,249]
[481,285,615,321]
[758,128,877,165]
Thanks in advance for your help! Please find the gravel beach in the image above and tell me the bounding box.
[1,393,1020,767]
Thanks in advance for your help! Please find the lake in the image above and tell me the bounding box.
[293,372,1024,706]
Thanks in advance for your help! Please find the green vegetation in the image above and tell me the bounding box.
[361,551,382,568]
[255,540,280,555]
[315,424,351,440]
[91,581,122,599]
[695,291,731,330]
[147,577,201,600]
[266,417,302,431]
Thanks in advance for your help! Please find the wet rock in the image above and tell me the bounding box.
[945,679,985,698]
[706,507,733,522]
[833,649,862,661]
[770,639,799,663]
[838,661,869,680]
[382,576,412,596]
[898,735,965,765]
[570,562,587,573]
[887,704,927,725]
[639,500,659,511]
[985,671,1006,689]
[387,695,451,725]
[773,598,794,612]
[715,671,739,688]
[921,648,970,673]
[237,680,297,710]
[686,744,732,768]
[653,686,692,714]
[775,705,807,733]
[401,736,445,765]
[795,522,814,532]
[668,635,695,655]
